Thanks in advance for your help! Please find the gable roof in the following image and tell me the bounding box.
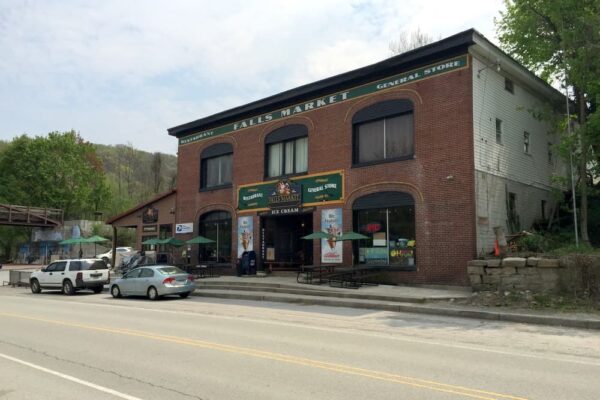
[105,189,176,225]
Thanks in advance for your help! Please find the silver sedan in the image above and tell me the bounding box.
[110,265,195,300]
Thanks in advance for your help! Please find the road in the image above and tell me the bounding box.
[1,286,599,400]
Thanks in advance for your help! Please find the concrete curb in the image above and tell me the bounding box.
[191,290,600,330]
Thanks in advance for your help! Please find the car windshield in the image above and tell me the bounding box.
[81,260,108,270]
[158,267,185,275]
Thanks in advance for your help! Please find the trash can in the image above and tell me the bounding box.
[241,251,250,275]
[248,251,257,275]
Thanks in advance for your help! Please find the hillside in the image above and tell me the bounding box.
[95,143,177,219]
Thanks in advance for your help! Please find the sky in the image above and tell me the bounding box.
[0,0,505,155]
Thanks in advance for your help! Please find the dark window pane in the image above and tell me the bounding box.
[220,154,232,184]
[385,114,413,158]
[204,154,232,187]
[357,119,384,163]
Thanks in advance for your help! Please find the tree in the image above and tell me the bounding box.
[0,131,110,218]
[389,27,440,56]
[151,152,162,194]
[497,0,600,245]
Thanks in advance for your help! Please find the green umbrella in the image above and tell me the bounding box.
[59,236,88,258]
[84,235,110,243]
[142,238,161,245]
[186,235,215,244]
[301,231,330,240]
[84,235,110,257]
[338,231,370,241]
[59,237,86,245]
[157,237,185,247]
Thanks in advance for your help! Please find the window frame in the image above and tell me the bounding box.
[200,143,233,191]
[495,118,503,144]
[504,78,514,94]
[264,125,308,179]
[351,100,414,168]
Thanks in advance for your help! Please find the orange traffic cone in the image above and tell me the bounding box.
[494,239,500,256]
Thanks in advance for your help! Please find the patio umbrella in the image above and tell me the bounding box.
[338,231,370,241]
[59,236,88,258]
[84,235,110,257]
[301,231,330,240]
[157,237,185,247]
[141,238,161,245]
[186,235,215,244]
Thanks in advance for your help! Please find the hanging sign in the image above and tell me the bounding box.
[175,223,194,234]
[238,171,343,211]
[321,208,343,264]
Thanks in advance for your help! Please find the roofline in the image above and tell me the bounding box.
[169,28,564,139]
[105,189,177,225]
[168,28,477,138]
[469,30,564,102]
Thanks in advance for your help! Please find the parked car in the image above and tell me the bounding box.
[96,247,134,265]
[110,265,195,300]
[30,259,110,295]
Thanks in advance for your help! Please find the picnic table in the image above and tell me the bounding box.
[296,265,334,284]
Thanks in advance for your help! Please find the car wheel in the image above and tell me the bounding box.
[147,286,159,301]
[111,285,121,298]
[30,279,41,294]
[63,280,75,296]
[92,286,103,294]
[179,292,190,298]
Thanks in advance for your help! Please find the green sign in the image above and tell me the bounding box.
[238,171,343,211]
[179,55,468,146]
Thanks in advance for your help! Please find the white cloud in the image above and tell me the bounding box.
[0,0,504,154]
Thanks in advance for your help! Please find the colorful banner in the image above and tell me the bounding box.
[321,208,343,264]
[238,171,343,211]
[179,55,468,145]
[237,216,253,255]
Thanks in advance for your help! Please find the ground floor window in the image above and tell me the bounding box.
[198,211,232,263]
[352,192,416,268]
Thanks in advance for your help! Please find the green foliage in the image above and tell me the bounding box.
[94,144,177,218]
[497,0,600,244]
[516,233,548,252]
[0,131,109,218]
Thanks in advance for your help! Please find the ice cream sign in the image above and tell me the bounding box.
[321,208,343,264]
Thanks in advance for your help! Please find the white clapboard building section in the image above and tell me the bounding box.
[469,35,565,254]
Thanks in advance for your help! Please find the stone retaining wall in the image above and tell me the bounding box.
[468,257,562,292]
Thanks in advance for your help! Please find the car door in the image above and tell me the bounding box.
[38,261,67,287]
[137,268,155,296]
[120,268,142,295]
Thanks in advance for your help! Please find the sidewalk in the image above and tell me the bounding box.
[192,275,600,330]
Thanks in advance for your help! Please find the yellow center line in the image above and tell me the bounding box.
[0,312,529,400]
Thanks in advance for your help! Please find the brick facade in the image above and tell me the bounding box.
[174,56,476,286]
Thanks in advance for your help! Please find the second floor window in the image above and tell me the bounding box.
[352,99,414,166]
[200,143,233,189]
[524,131,530,154]
[265,125,308,178]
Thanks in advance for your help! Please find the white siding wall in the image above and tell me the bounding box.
[472,56,563,254]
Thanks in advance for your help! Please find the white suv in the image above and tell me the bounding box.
[30,259,110,295]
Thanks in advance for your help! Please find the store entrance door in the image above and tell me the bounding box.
[261,213,313,271]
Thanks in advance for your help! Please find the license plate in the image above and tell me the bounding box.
[90,273,102,278]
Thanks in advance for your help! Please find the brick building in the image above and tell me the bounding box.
[167,29,563,286]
